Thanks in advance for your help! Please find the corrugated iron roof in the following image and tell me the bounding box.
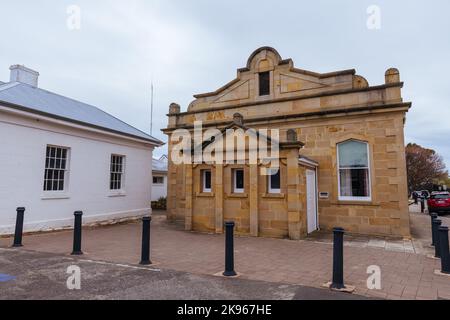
[152,157,168,172]
[0,82,163,144]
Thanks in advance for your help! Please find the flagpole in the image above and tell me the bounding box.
[150,81,154,135]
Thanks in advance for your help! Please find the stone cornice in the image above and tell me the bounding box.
[170,82,404,117]
[162,102,411,133]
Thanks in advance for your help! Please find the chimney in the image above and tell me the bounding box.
[9,65,39,88]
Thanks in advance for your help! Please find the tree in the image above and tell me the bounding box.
[405,143,448,194]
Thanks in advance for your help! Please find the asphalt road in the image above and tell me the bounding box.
[0,248,368,300]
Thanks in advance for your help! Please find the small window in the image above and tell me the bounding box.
[202,170,212,193]
[43,146,69,192]
[268,169,281,194]
[110,155,125,190]
[259,71,270,96]
[233,169,245,193]
[338,140,371,201]
[153,176,164,185]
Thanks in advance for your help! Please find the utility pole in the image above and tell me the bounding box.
[150,81,154,135]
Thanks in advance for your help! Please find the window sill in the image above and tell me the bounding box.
[262,193,286,199]
[196,192,215,198]
[332,200,380,207]
[227,193,248,199]
[109,192,127,198]
[41,193,70,200]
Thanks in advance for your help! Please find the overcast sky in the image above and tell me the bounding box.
[1,0,449,167]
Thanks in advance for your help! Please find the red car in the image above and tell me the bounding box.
[428,192,450,215]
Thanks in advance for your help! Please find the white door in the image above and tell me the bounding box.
[306,169,318,234]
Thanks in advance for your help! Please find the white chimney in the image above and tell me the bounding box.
[9,65,39,88]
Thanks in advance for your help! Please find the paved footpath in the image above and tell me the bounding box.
[0,248,366,300]
[1,211,450,300]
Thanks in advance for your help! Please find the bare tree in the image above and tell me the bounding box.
[405,143,448,194]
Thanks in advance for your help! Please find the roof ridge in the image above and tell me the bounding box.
[0,82,20,92]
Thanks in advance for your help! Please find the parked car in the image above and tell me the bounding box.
[428,192,450,215]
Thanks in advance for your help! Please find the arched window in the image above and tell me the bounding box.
[337,140,371,201]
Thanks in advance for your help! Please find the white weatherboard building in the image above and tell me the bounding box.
[152,155,168,201]
[0,65,163,235]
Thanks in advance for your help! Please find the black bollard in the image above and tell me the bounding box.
[438,226,450,274]
[331,227,346,290]
[71,211,83,255]
[223,221,237,277]
[12,207,25,248]
[431,213,438,246]
[140,216,152,265]
[434,219,442,258]
[421,198,425,213]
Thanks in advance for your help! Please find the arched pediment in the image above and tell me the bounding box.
[243,46,284,72]
[187,46,358,113]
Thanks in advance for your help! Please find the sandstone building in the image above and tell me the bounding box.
[163,47,411,239]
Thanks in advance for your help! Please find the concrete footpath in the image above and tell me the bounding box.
[0,248,366,300]
[1,209,450,300]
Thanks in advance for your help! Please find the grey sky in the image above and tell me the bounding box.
[1,0,449,167]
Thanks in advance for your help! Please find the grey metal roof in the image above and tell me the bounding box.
[152,157,168,173]
[0,82,163,144]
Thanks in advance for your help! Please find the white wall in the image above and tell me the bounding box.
[151,174,167,201]
[0,108,154,234]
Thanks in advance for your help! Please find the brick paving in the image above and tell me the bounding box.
[1,209,450,300]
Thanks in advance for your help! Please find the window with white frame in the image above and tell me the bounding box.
[110,155,125,190]
[202,170,212,193]
[338,140,371,201]
[153,176,164,185]
[233,169,245,193]
[44,146,69,192]
[268,169,281,194]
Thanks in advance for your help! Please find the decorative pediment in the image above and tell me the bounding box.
[280,73,329,93]
[192,113,304,154]
[212,80,250,103]
[187,46,357,113]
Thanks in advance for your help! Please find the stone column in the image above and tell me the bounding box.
[287,149,302,240]
[215,164,224,233]
[185,164,193,231]
[249,164,259,237]
[166,144,177,221]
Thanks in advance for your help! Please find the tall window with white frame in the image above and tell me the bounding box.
[44,146,69,192]
[202,170,212,193]
[110,155,125,191]
[268,168,281,194]
[337,140,371,201]
[233,169,245,194]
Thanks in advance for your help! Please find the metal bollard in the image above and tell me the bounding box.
[438,226,450,274]
[223,221,237,277]
[434,219,443,258]
[421,198,425,213]
[331,227,346,290]
[431,213,438,246]
[71,211,83,255]
[140,217,152,265]
[12,207,25,248]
